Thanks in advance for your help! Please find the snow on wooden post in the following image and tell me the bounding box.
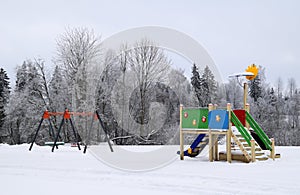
[209,128,213,162]
[251,139,256,162]
[208,103,214,112]
[226,103,232,163]
[271,138,275,160]
[179,104,184,160]
[214,135,219,161]
[208,103,214,162]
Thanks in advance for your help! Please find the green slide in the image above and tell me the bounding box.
[245,111,272,151]
[230,111,252,146]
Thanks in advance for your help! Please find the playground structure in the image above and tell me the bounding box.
[179,64,280,163]
[29,109,113,153]
[179,102,277,163]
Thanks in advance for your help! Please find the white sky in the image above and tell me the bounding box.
[0,0,299,87]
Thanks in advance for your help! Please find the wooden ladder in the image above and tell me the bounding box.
[231,133,252,162]
[232,134,268,162]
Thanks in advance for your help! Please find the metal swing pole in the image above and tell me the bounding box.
[95,110,114,152]
[51,113,65,152]
[83,113,95,154]
[48,118,59,149]
[69,117,81,151]
[29,118,44,151]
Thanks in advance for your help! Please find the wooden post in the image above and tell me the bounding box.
[243,83,248,110]
[271,138,275,160]
[209,128,213,162]
[244,83,248,109]
[251,139,256,162]
[245,103,250,131]
[214,135,219,161]
[208,103,213,162]
[213,104,218,110]
[208,103,213,111]
[226,103,232,163]
[179,104,184,160]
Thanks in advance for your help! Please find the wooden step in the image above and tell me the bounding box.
[241,143,259,148]
[219,152,250,163]
[231,134,251,162]
[248,151,265,156]
[256,156,268,161]
[244,147,262,151]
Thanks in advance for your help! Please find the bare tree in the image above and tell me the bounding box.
[288,78,296,98]
[54,27,101,141]
[119,44,129,144]
[55,27,101,112]
[225,78,243,109]
[126,39,171,136]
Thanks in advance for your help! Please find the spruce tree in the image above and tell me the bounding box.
[15,62,27,92]
[201,66,217,106]
[191,63,203,106]
[49,65,69,112]
[8,60,47,144]
[249,70,262,102]
[0,68,10,139]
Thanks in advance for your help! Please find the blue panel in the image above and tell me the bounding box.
[208,110,229,129]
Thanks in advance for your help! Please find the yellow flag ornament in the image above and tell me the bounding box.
[245,64,259,80]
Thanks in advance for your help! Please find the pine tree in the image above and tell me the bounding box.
[249,69,262,102]
[7,60,48,144]
[15,62,27,92]
[201,65,217,106]
[0,68,10,142]
[191,63,203,106]
[49,65,69,112]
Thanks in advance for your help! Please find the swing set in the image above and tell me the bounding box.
[29,109,113,153]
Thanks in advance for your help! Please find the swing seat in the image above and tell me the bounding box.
[44,141,65,146]
[71,143,78,147]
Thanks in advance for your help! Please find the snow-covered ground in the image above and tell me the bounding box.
[1,144,300,195]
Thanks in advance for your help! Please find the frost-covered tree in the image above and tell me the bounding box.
[201,65,217,106]
[284,78,300,145]
[6,60,47,144]
[225,78,243,109]
[15,62,27,92]
[167,68,192,106]
[191,64,217,107]
[0,68,10,142]
[126,39,171,136]
[55,27,101,112]
[49,65,69,112]
[249,67,264,102]
[191,63,203,106]
[54,27,101,140]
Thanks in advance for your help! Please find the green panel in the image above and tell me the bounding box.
[182,108,209,129]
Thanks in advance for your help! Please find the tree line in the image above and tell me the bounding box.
[0,27,298,146]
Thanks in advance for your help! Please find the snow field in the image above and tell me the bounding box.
[1,144,300,195]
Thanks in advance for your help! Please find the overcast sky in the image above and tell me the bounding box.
[1,0,299,87]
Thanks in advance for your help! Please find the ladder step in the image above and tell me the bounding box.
[256,156,268,161]
[249,152,265,156]
[255,153,265,156]
[244,147,261,151]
